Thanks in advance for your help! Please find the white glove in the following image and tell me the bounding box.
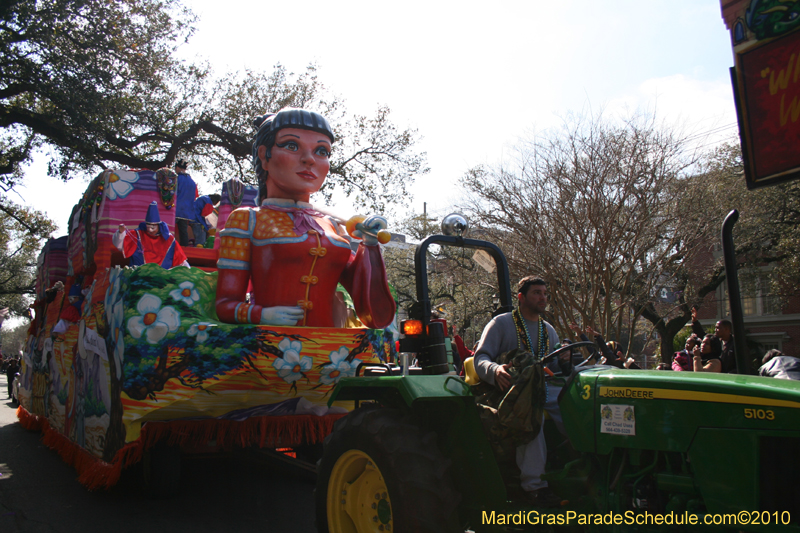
[260,306,304,326]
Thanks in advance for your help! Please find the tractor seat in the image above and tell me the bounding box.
[463,356,480,386]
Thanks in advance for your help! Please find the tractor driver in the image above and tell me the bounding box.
[473,276,568,508]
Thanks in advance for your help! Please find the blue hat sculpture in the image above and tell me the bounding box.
[68,283,82,298]
[139,201,169,239]
[145,201,161,223]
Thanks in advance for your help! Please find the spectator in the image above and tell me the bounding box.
[623,357,641,369]
[692,334,723,372]
[568,322,599,364]
[714,319,736,373]
[691,306,736,373]
[584,326,621,367]
[6,357,19,398]
[759,349,800,380]
[672,335,700,371]
[560,338,585,367]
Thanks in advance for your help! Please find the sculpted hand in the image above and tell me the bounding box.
[118,224,127,233]
[260,306,304,326]
[354,215,388,246]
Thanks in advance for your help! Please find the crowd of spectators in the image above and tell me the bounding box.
[568,305,791,379]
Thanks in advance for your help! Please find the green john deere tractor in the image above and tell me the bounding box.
[315,215,800,532]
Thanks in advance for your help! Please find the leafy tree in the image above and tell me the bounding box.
[1,320,29,356]
[703,143,800,300]
[1,0,201,188]
[1,0,427,213]
[194,65,428,214]
[0,197,56,315]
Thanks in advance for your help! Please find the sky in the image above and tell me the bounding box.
[15,0,740,235]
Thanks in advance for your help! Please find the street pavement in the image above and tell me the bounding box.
[0,373,318,532]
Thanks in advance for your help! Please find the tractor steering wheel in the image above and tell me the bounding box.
[540,341,597,365]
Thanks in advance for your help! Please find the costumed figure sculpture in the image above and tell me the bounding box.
[215,108,396,328]
[52,283,83,334]
[112,201,188,268]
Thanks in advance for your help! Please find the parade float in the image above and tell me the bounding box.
[16,109,398,491]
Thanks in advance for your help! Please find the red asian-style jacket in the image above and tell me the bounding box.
[215,200,395,328]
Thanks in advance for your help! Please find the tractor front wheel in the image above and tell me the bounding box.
[316,407,461,533]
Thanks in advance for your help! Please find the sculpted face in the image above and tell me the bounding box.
[145,223,160,237]
[258,128,332,202]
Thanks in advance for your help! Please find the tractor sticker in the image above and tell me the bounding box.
[600,404,636,436]
[599,386,654,399]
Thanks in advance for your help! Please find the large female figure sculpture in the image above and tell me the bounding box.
[215,108,396,329]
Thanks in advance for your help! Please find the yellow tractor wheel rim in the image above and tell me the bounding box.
[327,449,393,533]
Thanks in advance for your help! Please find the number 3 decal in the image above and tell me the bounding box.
[581,384,591,400]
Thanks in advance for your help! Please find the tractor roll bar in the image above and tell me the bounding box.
[414,235,513,326]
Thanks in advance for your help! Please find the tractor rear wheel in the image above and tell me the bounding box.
[316,407,461,533]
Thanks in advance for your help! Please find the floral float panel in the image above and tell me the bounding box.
[18,168,396,489]
[18,262,393,486]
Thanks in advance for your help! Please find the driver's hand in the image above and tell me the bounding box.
[495,363,512,391]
